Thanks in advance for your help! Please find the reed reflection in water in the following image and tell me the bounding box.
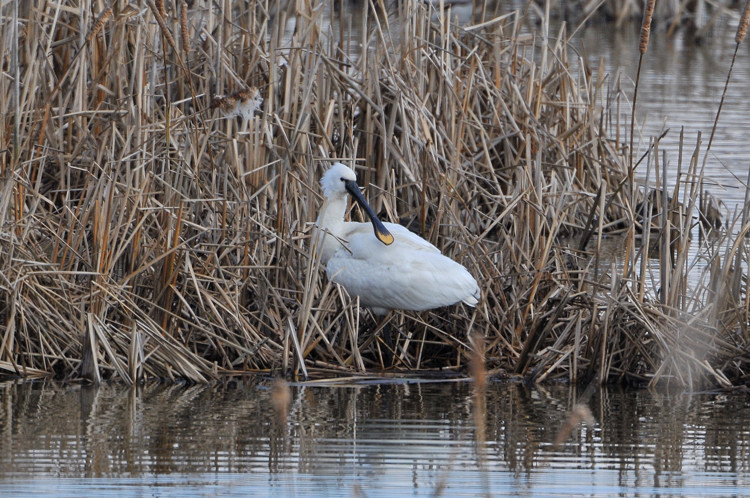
[1,380,750,495]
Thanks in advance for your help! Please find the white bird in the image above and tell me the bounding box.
[314,162,480,316]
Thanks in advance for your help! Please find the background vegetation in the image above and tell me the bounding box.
[1,0,749,388]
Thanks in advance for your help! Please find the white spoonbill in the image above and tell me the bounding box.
[314,162,480,315]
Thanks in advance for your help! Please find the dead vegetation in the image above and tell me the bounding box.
[1,0,750,388]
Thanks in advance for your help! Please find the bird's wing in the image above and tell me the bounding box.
[382,222,441,253]
[341,221,440,253]
[327,232,479,312]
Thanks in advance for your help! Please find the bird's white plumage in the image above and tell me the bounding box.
[314,163,480,315]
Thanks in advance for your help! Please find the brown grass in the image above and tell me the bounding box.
[1,1,749,389]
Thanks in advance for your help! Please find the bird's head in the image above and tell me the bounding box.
[320,162,394,246]
[321,162,357,199]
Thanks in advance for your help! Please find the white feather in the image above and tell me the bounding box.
[314,163,480,315]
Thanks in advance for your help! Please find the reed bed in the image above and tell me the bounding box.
[1,0,749,388]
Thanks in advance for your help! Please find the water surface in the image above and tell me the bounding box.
[1,379,749,496]
[577,18,750,210]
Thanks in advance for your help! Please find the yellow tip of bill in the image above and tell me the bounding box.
[377,231,394,246]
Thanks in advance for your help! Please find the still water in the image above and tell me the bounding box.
[577,19,750,211]
[1,379,749,496]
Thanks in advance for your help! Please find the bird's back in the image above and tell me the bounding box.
[326,225,479,314]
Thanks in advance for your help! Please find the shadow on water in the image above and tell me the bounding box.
[1,379,750,494]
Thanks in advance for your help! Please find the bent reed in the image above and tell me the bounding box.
[2,0,749,388]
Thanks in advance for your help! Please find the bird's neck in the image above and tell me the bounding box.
[314,195,348,263]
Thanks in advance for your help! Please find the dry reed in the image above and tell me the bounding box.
[0,0,748,389]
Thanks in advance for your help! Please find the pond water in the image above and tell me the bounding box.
[568,17,750,292]
[576,16,750,213]
[1,379,749,496]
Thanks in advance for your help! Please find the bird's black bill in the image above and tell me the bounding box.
[345,180,394,246]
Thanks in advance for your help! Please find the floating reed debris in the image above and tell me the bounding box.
[1,1,749,389]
